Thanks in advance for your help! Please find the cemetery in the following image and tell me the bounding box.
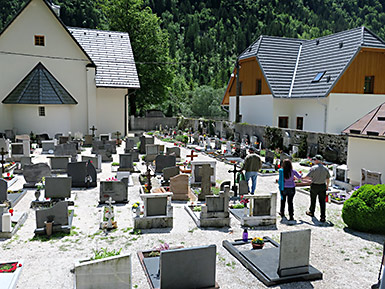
[0,125,384,289]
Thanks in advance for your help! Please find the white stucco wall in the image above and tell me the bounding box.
[229,95,273,125]
[327,93,385,133]
[0,0,91,136]
[347,136,385,185]
[96,88,126,135]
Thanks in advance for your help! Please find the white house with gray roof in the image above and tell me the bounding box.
[222,27,385,134]
[0,0,139,137]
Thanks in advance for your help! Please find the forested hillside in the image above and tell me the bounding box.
[1,0,385,117]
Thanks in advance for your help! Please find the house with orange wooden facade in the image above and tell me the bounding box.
[222,27,385,134]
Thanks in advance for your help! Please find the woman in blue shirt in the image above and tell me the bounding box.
[278,159,301,221]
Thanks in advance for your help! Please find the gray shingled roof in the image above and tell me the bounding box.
[239,27,385,98]
[2,62,77,104]
[68,27,140,89]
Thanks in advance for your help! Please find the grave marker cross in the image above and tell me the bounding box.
[89,126,97,138]
[228,163,242,197]
[145,162,155,192]
[115,131,122,146]
[0,148,8,174]
[187,150,198,162]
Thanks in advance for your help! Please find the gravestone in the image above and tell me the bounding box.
[20,156,32,168]
[214,138,221,150]
[84,135,93,146]
[91,141,104,154]
[54,143,77,158]
[0,179,7,203]
[118,154,134,171]
[265,150,274,164]
[125,139,135,152]
[205,186,230,213]
[131,150,139,162]
[139,136,154,154]
[59,136,69,144]
[11,141,30,159]
[81,155,102,172]
[163,166,180,181]
[45,177,72,199]
[23,163,51,187]
[145,144,160,162]
[307,144,318,158]
[361,168,382,186]
[198,164,214,201]
[5,130,15,141]
[191,161,216,185]
[99,181,128,203]
[155,155,176,174]
[48,156,69,172]
[253,198,271,216]
[278,229,311,276]
[239,180,249,196]
[324,146,338,163]
[220,181,231,192]
[35,201,71,235]
[41,140,56,154]
[166,147,181,158]
[98,149,113,162]
[170,174,190,201]
[280,152,292,163]
[104,141,117,154]
[99,134,111,142]
[54,133,63,140]
[67,161,97,188]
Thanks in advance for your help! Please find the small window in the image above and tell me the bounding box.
[312,71,326,83]
[364,76,374,94]
[278,116,289,128]
[256,79,262,95]
[34,35,45,46]
[38,106,45,117]
[296,117,304,130]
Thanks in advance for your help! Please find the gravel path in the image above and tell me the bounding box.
[1,138,384,289]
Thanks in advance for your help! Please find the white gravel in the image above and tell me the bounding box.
[1,138,384,289]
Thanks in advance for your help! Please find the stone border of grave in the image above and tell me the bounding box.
[0,212,28,239]
[223,237,322,286]
[184,205,230,228]
[74,253,131,289]
[6,189,28,208]
[2,176,18,188]
[0,259,24,289]
[296,187,348,205]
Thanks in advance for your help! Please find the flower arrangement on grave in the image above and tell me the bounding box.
[111,162,120,167]
[0,262,22,273]
[300,158,313,167]
[143,183,150,193]
[2,172,14,181]
[193,206,202,212]
[36,177,45,191]
[132,202,140,211]
[231,202,245,209]
[106,177,118,181]
[251,237,265,249]
[240,196,249,205]
[149,242,170,257]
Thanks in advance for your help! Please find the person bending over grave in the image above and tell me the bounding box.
[241,149,262,194]
[278,159,301,221]
[303,155,330,223]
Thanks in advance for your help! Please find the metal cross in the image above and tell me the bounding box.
[90,126,97,138]
[145,162,155,192]
[186,150,198,162]
[0,148,8,174]
[228,163,242,197]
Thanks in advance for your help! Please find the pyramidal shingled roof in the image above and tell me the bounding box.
[2,62,77,104]
[342,102,385,137]
[239,27,385,99]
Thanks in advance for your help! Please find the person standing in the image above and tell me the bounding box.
[241,149,262,194]
[278,159,301,221]
[303,155,330,222]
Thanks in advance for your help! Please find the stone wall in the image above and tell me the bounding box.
[130,116,177,131]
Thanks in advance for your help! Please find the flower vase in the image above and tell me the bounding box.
[243,207,248,217]
[35,189,41,201]
[252,243,264,250]
[135,208,141,217]
[44,221,54,237]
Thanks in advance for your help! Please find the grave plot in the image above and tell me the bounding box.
[74,253,131,289]
[0,203,28,239]
[137,245,219,289]
[296,186,352,205]
[169,174,196,201]
[134,193,173,229]
[47,155,70,173]
[185,186,231,227]
[0,260,24,289]
[22,163,51,188]
[100,198,118,230]
[67,161,97,188]
[99,180,128,203]
[81,155,102,173]
[229,192,277,227]
[190,163,215,201]
[223,229,322,286]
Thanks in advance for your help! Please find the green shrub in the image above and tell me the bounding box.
[342,184,385,234]
[175,135,188,144]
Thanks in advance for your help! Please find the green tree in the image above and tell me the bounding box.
[104,0,173,116]
[186,85,227,118]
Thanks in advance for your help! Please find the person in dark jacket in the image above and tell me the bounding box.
[241,150,262,194]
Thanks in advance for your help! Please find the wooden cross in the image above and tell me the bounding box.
[186,150,198,161]
[89,126,97,138]
[198,164,214,201]
[145,162,155,192]
[115,131,122,146]
[0,148,8,174]
[228,163,242,197]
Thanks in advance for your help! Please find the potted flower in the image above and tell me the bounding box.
[132,202,141,217]
[251,237,265,250]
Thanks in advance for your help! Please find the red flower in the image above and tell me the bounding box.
[7,172,10,177]
[18,264,22,267]
[278,164,281,168]
[299,171,302,174]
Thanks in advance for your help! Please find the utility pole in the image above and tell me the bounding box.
[235,59,241,123]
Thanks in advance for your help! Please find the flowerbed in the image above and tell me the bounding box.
[0,262,21,273]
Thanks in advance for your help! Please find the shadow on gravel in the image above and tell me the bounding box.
[241,225,277,231]
[300,217,334,228]
[343,227,385,245]
[276,281,315,288]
